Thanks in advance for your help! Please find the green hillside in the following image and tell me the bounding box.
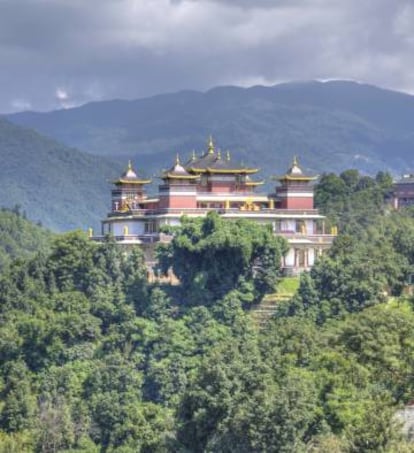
[7,81,414,177]
[0,119,122,231]
[0,207,52,271]
[1,202,414,450]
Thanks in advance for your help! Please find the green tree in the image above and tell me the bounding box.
[158,213,288,305]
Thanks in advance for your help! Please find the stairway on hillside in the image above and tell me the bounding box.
[250,292,293,327]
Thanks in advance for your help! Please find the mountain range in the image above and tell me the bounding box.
[7,80,414,177]
[2,80,414,231]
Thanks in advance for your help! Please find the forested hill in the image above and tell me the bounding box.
[2,196,414,450]
[0,118,122,231]
[7,80,414,176]
[0,207,51,271]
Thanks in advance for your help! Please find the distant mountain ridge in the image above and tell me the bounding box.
[0,118,121,231]
[6,80,414,178]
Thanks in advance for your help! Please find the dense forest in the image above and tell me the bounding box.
[0,118,121,231]
[0,207,51,272]
[1,170,414,452]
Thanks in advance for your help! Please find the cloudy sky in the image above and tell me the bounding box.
[0,0,413,113]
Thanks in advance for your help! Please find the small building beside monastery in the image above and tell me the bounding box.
[392,174,414,209]
[92,138,336,275]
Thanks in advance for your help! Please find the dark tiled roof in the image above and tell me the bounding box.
[186,150,257,173]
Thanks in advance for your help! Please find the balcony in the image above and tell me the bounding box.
[276,231,336,244]
[108,207,321,217]
[91,233,172,244]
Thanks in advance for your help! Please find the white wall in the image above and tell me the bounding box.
[284,248,295,267]
[308,248,315,266]
[112,220,145,236]
[159,218,181,227]
[281,219,296,231]
[305,220,315,234]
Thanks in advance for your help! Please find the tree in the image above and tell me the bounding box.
[340,169,359,192]
[158,213,288,305]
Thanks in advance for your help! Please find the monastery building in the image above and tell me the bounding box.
[92,137,336,275]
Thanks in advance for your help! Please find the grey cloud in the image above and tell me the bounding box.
[170,0,309,8]
[0,0,413,112]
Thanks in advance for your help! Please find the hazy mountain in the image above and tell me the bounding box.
[0,118,121,231]
[7,80,414,177]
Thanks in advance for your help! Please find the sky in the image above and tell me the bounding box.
[0,0,413,113]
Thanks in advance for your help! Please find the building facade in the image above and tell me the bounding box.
[393,174,414,209]
[92,138,336,275]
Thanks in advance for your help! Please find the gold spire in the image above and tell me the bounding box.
[208,135,215,154]
[175,153,180,165]
[217,149,221,160]
[226,150,231,161]
[289,155,302,174]
[191,150,196,161]
[127,160,132,171]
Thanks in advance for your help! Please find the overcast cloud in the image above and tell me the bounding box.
[0,0,413,113]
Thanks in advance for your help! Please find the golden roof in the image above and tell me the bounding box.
[245,180,264,186]
[275,156,318,182]
[162,154,199,180]
[113,160,152,184]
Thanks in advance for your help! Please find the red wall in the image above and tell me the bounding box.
[209,183,232,193]
[280,197,314,209]
[159,195,197,209]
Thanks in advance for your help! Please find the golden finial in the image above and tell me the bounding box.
[217,149,221,160]
[175,153,180,165]
[127,160,132,171]
[191,150,196,161]
[293,155,299,166]
[208,135,215,154]
[226,150,231,161]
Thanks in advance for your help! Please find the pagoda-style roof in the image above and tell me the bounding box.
[275,156,318,182]
[186,137,259,175]
[162,155,199,180]
[113,161,152,185]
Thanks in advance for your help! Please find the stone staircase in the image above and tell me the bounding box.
[250,292,294,327]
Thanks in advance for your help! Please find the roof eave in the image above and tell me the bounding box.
[113,178,152,185]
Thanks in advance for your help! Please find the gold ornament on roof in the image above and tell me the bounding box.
[226,150,231,161]
[208,135,215,154]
